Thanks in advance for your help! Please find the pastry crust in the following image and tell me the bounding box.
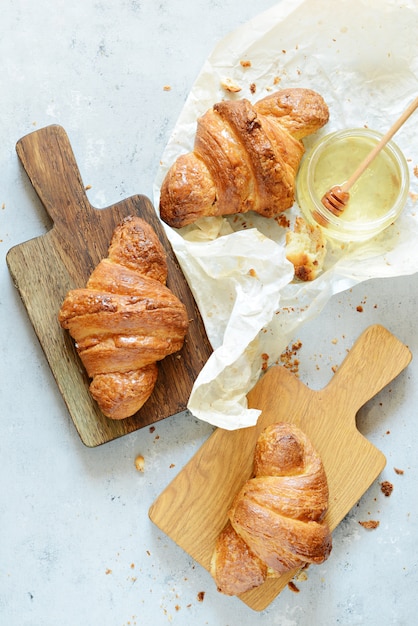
[160,88,329,228]
[211,422,332,596]
[58,216,189,419]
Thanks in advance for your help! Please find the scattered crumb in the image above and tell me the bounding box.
[105,569,112,575]
[359,520,380,529]
[240,59,251,68]
[1,203,5,209]
[134,455,145,472]
[288,581,300,593]
[220,77,242,93]
[149,426,155,433]
[275,213,290,228]
[248,268,257,277]
[261,352,269,372]
[197,591,205,602]
[380,480,394,497]
[249,82,256,94]
[85,184,92,190]
[394,467,404,475]
[331,365,338,373]
[273,76,281,85]
[175,605,180,611]
[295,570,308,582]
[163,85,171,91]
[331,338,338,344]
[285,216,327,281]
[130,563,135,569]
[169,463,175,469]
[356,305,363,312]
[279,340,302,375]
[413,165,418,178]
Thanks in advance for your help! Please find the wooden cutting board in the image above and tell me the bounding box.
[6,124,212,447]
[149,324,412,611]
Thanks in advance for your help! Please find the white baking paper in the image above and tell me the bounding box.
[153,0,418,430]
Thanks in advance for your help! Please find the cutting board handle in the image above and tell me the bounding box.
[324,324,411,413]
[16,124,92,233]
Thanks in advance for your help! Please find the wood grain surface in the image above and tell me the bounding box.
[149,324,412,611]
[6,124,212,447]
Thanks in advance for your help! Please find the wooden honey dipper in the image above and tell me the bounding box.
[321,95,418,215]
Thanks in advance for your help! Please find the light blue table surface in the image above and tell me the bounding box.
[1,1,417,624]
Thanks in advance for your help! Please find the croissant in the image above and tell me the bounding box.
[159,88,329,228]
[58,215,189,420]
[211,422,332,596]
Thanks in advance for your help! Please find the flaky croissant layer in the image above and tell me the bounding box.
[211,422,332,596]
[160,88,329,228]
[59,216,189,419]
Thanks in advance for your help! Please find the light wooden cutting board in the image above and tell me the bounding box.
[6,124,212,447]
[149,324,412,611]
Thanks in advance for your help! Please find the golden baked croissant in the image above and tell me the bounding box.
[58,215,189,420]
[211,422,332,596]
[160,88,329,228]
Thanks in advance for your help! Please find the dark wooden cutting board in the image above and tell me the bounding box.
[6,124,212,447]
[149,324,412,611]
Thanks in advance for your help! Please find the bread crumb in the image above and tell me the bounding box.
[163,85,171,91]
[380,480,393,496]
[394,467,404,475]
[220,77,242,93]
[285,217,326,281]
[134,454,145,472]
[275,213,290,228]
[413,165,418,177]
[261,352,269,372]
[359,520,380,529]
[240,59,251,68]
[287,581,300,593]
[85,184,92,190]
[279,340,302,374]
[197,591,205,602]
[249,82,256,94]
[356,305,363,312]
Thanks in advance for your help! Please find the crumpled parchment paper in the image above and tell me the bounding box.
[153,0,418,430]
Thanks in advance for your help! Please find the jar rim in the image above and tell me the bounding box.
[299,128,410,240]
